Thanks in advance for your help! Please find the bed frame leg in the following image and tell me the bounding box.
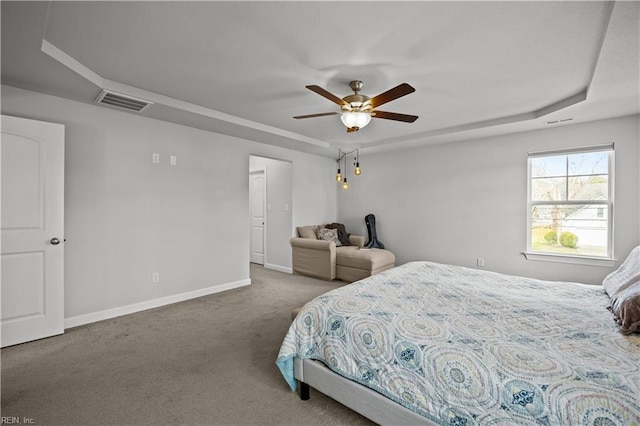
[298,381,310,400]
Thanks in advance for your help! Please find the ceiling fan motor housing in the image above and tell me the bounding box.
[342,94,372,112]
[342,80,372,112]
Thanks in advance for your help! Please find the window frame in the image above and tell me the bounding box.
[524,144,616,267]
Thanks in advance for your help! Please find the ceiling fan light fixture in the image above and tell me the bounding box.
[294,81,417,133]
[341,112,371,129]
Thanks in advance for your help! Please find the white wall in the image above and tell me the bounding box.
[339,115,640,285]
[1,85,337,322]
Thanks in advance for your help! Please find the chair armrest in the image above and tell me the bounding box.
[349,235,366,248]
[290,237,336,281]
[291,237,335,251]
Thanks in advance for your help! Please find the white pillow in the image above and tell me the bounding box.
[603,246,640,297]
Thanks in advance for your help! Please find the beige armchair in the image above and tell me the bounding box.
[291,226,394,283]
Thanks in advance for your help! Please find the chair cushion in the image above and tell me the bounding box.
[297,225,318,239]
[336,247,395,271]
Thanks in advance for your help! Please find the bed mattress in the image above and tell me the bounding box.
[276,261,640,425]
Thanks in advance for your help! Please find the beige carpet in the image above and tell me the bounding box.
[1,265,375,425]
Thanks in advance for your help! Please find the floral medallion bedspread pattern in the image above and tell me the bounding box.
[276,261,640,425]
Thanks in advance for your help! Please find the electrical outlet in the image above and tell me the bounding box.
[152,272,160,283]
[170,155,177,166]
[476,258,485,267]
[152,153,160,164]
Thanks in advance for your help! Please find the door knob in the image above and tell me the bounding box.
[50,237,61,245]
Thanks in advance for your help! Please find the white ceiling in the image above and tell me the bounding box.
[2,1,638,157]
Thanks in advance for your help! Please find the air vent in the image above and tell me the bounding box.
[95,90,152,112]
[544,118,573,125]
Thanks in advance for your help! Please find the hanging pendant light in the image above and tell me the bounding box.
[335,148,362,189]
[354,150,362,175]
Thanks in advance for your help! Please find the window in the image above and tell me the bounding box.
[526,144,614,264]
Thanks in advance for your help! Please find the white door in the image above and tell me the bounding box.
[250,171,265,265]
[1,115,65,347]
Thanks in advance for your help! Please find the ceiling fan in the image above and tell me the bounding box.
[294,80,419,133]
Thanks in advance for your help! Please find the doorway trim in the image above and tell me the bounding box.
[249,155,293,274]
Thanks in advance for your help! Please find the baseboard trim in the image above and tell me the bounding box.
[64,278,251,329]
[264,263,293,274]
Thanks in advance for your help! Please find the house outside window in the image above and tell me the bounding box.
[526,144,614,265]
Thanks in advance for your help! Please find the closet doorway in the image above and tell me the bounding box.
[249,156,293,273]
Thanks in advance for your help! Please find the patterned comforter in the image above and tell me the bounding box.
[276,261,640,425]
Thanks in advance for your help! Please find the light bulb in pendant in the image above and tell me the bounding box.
[336,168,342,182]
[354,162,361,176]
[342,177,349,190]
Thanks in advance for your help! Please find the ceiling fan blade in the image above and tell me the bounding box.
[372,110,419,123]
[293,112,341,119]
[347,126,359,133]
[306,85,347,107]
[369,83,415,109]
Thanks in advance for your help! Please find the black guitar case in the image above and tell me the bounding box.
[365,214,385,249]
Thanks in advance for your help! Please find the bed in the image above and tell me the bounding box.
[276,261,640,425]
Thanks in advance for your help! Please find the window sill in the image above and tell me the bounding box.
[522,252,616,267]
